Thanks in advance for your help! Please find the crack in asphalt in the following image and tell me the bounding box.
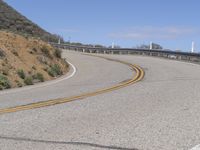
[0,135,139,150]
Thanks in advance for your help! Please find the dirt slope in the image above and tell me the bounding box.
[0,31,68,90]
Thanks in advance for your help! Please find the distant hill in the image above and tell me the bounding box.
[0,0,61,42]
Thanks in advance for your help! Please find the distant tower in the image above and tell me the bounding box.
[112,42,115,49]
[58,38,61,45]
[150,41,153,50]
[191,41,195,53]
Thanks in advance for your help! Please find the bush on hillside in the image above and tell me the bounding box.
[0,74,11,90]
[36,73,44,82]
[17,69,26,79]
[24,76,33,85]
[47,64,63,77]
[0,49,5,58]
[32,73,44,82]
[41,46,52,58]
[54,48,62,58]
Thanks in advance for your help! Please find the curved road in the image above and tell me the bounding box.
[1,51,200,150]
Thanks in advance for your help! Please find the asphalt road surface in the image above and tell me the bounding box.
[1,51,200,150]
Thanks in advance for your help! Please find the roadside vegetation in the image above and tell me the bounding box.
[0,74,11,90]
[0,31,69,90]
[47,64,63,77]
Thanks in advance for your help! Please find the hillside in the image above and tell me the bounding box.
[0,0,61,42]
[0,31,68,90]
[0,1,69,90]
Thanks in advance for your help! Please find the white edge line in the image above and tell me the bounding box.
[0,61,76,95]
[189,144,200,150]
[62,61,76,80]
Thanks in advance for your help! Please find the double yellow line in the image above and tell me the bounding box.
[0,56,144,115]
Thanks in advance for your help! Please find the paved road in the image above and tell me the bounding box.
[1,51,200,150]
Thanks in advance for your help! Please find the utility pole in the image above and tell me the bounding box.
[150,41,153,50]
[191,41,195,53]
[58,38,61,45]
[112,42,115,49]
[68,36,71,50]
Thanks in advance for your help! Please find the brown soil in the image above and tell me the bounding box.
[0,31,69,89]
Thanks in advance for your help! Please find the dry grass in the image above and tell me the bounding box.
[0,31,69,89]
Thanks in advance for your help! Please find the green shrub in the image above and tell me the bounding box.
[47,68,56,77]
[41,46,52,58]
[54,48,62,58]
[2,67,9,75]
[47,64,63,77]
[0,74,11,90]
[24,76,33,85]
[36,73,44,82]
[32,73,44,82]
[15,80,23,87]
[52,64,62,75]
[32,74,37,79]
[17,69,25,79]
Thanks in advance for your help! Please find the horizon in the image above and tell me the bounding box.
[5,0,200,52]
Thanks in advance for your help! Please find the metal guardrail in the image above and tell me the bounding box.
[50,42,200,63]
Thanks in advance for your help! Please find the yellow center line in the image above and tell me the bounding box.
[0,56,144,115]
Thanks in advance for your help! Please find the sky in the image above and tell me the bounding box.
[4,0,200,52]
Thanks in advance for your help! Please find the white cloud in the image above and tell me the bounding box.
[108,26,199,40]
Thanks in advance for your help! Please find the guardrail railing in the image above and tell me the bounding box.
[49,42,200,63]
